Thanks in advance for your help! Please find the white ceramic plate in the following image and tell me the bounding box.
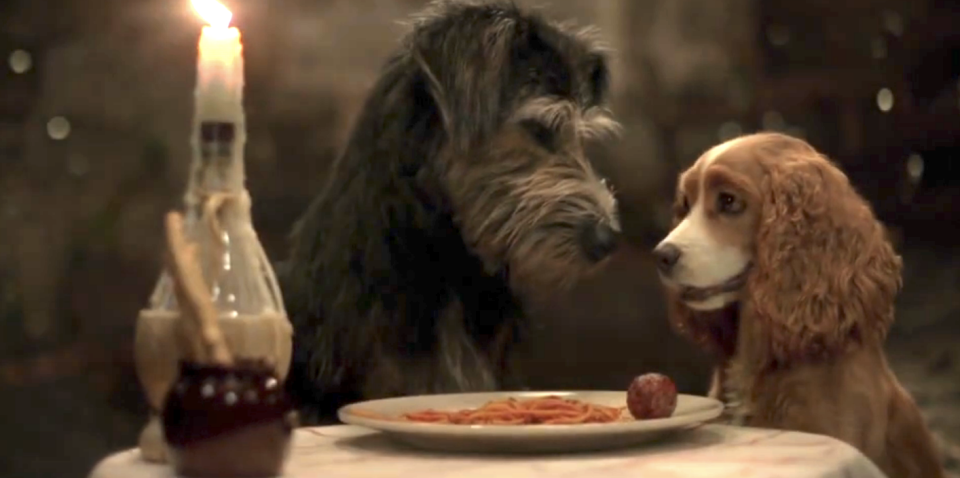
[338,391,723,453]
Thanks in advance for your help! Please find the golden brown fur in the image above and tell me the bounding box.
[660,132,945,477]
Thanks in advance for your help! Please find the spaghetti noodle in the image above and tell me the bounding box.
[394,396,627,425]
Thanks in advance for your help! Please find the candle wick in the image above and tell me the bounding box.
[192,0,233,30]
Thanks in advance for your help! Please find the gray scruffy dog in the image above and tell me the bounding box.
[281,0,622,423]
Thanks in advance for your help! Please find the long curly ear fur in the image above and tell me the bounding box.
[745,134,902,367]
[280,40,456,416]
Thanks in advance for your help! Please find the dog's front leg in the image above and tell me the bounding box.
[706,362,735,425]
[708,365,725,400]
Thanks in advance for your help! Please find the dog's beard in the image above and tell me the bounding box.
[451,161,618,296]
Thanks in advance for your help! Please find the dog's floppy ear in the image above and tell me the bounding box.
[284,48,452,307]
[409,48,453,139]
[281,46,457,399]
[745,134,902,367]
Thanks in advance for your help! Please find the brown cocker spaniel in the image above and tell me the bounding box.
[653,132,945,478]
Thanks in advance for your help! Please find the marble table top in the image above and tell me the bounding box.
[90,424,887,478]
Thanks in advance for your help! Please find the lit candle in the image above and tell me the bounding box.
[190,0,246,194]
[192,0,243,122]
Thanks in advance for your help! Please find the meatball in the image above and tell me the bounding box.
[627,373,678,419]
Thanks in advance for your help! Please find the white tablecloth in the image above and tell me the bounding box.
[90,424,887,478]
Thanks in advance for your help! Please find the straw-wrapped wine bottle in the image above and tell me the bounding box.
[133,35,292,460]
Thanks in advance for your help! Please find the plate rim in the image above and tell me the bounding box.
[337,390,724,437]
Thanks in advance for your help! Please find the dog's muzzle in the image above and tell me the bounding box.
[678,264,752,303]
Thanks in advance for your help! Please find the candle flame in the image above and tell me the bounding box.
[192,0,232,30]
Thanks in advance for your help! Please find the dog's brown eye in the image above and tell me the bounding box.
[717,192,744,215]
[520,120,557,151]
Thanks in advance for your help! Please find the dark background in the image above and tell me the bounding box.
[0,0,959,476]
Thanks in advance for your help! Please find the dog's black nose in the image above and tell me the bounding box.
[581,222,619,262]
[653,243,682,273]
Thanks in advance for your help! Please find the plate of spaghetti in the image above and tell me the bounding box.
[338,391,723,453]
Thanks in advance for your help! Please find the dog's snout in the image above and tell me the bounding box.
[653,243,682,274]
[581,222,619,262]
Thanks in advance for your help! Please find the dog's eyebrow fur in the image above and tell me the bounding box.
[580,106,622,140]
[510,96,621,140]
[554,21,611,55]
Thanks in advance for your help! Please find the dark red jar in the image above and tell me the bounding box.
[161,359,298,478]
